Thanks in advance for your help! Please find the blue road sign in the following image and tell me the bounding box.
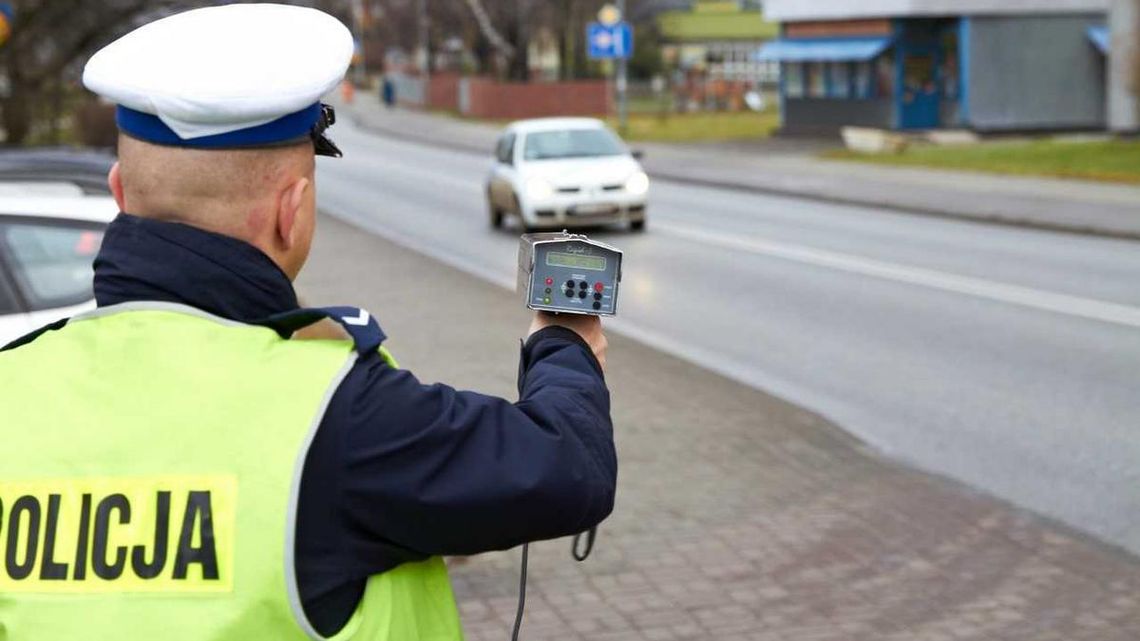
[587,22,633,60]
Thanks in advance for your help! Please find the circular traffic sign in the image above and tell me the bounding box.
[598,4,621,27]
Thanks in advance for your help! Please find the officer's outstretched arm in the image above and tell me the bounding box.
[316,326,616,556]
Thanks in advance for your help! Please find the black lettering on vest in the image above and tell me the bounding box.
[73,493,92,580]
[131,491,170,579]
[5,496,41,580]
[39,494,69,580]
[92,494,130,580]
[172,491,218,580]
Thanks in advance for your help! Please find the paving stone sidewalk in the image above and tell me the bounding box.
[336,91,1140,239]
[299,213,1140,641]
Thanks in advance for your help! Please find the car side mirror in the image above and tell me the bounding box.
[631,149,645,160]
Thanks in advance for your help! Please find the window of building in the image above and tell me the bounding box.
[853,61,873,98]
[876,54,895,99]
[828,62,850,98]
[806,62,826,98]
[784,55,893,100]
[784,62,804,98]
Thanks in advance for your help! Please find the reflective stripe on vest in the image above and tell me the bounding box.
[0,303,462,641]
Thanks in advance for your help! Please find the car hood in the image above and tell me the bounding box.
[520,155,643,188]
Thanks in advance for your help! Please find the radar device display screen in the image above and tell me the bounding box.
[518,232,622,316]
[546,252,607,271]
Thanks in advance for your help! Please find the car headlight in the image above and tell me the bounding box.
[625,171,650,196]
[525,177,554,201]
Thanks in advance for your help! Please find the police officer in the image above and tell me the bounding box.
[0,5,615,640]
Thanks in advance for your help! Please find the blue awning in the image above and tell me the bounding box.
[754,37,893,63]
[1087,26,1109,54]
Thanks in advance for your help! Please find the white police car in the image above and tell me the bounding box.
[486,118,648,232]
[0,195,117,346]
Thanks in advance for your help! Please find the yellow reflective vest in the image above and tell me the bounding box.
[0,303,463,640]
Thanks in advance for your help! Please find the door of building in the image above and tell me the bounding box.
[898,46,941,129]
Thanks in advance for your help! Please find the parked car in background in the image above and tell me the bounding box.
[0,195,117,346]
[486,118,648,232]
[0,148,114,195]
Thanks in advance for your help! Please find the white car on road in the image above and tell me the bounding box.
[0,195,117,346]
[486,118,648,232]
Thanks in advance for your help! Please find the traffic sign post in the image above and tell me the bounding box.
[598,3,621,27]
[586,22,632,60]
[586,1,632,134]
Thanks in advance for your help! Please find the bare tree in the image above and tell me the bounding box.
[459,0,514,58]
[0,0,201,145]
[0,0,354,146]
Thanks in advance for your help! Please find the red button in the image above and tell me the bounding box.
[545,277,554,286]
[594,282,604,292]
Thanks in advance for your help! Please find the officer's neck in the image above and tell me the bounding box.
[93,213,301,322]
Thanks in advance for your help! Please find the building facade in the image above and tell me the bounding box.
[657,0,779,110]
[760,0,1111,133]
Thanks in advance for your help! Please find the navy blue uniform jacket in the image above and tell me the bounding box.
[91,215,617,634]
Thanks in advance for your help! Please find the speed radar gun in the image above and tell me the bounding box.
[518,232,623,316]
[510,231,619,640]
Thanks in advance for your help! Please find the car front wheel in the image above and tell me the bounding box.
[630,218,646,232]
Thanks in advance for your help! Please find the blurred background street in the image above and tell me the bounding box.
[299,208,1140,641]
[319,101,1140,557]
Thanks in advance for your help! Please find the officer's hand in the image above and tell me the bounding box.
[529,312,607,371]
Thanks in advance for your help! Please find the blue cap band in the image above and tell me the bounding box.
[116,103,321,149]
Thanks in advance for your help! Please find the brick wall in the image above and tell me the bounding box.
[427,73,461,111]
[785,19,893,37]
[461,79,610,119]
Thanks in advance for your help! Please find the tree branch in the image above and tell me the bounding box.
[26,0,183,84]
[460,0,515,58]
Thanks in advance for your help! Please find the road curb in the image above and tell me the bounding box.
[345,110,1140,242]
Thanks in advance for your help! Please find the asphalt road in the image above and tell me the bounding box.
[315,116,1140,556]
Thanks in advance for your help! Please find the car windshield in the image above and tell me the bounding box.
[0,221,104,310]
[523,128,625,161]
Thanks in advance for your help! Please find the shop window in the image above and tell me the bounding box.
[828,62,850,98]
[806,62,826,98]
[784,62,804,98]
[764,61,779,82]
[786,57,894,100]
[876,54,895,99]
[853,61,873,98]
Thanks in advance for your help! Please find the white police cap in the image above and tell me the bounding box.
[83,3,353,156]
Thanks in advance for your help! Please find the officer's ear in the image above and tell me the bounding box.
[276,176,311,250]
[108,162,126,212]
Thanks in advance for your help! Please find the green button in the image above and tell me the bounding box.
[543,297,551,304]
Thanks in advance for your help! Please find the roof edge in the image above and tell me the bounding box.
[765,0,1109,22]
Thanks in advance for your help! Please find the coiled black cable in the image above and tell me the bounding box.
[510,527,597,641]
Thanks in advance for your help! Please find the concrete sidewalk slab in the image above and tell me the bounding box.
[298,212,1140,641]
[335,92,1140,239]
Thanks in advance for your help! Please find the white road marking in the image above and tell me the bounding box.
[657,221,1140,330]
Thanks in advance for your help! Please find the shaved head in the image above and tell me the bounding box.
[116,135,314,231]
[110,135,319,279]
